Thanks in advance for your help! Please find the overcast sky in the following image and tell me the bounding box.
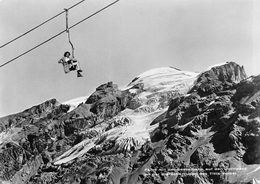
[0,0,260,117]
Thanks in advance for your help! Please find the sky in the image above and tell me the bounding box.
[0,0,260,117]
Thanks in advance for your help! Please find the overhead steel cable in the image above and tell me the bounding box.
[0,0,85,49]
[0,0,120,68]
[69,0,119,30]
[0,30,67,68]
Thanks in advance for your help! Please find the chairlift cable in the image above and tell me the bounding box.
[0,0,120,68]
[0,0,85,49]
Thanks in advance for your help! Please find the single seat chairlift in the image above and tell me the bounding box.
[58,8,83,77]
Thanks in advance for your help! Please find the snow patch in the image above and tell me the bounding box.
[0,127,22,145]
[54,138,96,165]
[137,67,181,79]
[127,67,198,93]
[54,66,199,164]
[62,96,88,112]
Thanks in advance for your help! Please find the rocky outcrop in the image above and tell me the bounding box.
[190,62,247,96]
[0,62,259,184]
[0,99,70,183]
[148,64,259,183]
[86,82,130,121]
[232,75,260,105]
[0,82,133,183]
[0,99,69,133]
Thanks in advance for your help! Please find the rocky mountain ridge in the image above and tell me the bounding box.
[0,62,259,184]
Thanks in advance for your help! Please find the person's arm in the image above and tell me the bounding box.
[58,57,64,64]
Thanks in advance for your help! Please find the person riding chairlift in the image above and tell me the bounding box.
[58,51,83,77]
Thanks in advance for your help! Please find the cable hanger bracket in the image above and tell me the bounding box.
[64,8,75,58]
[64,8,69,33]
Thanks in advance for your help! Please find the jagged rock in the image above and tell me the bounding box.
[0,99,69,133]
[10,155,43,184]
[149,64,259,183]
[86,81,130,121]
[190,62,247,96]
[1,62,260,184]
[231,75,260,104]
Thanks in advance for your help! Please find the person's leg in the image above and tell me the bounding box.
[77,71,83,77]
[71,58,82,77]
[73,61,82,72]
[71,59,82,71]
[73,61,83,77]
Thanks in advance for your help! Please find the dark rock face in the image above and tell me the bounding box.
[148,64,260,183]
[0,99,70,183]
[0,62,260,184]
[86,82,129,121]
[190,62,247,96]
[0,81,133,184]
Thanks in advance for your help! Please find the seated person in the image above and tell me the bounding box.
[58,51,83,77]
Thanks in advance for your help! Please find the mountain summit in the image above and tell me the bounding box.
[0,62,259,184]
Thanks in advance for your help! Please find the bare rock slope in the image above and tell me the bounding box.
[0,62,260,184]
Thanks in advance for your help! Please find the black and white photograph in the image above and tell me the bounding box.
[0,0,260,183]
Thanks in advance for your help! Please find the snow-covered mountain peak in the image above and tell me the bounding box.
[1,62,259,184]
[127,66,199,94]
[54,67,200,165]
[136,67,182,78]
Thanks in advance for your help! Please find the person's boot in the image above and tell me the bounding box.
[77,71,83,77]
